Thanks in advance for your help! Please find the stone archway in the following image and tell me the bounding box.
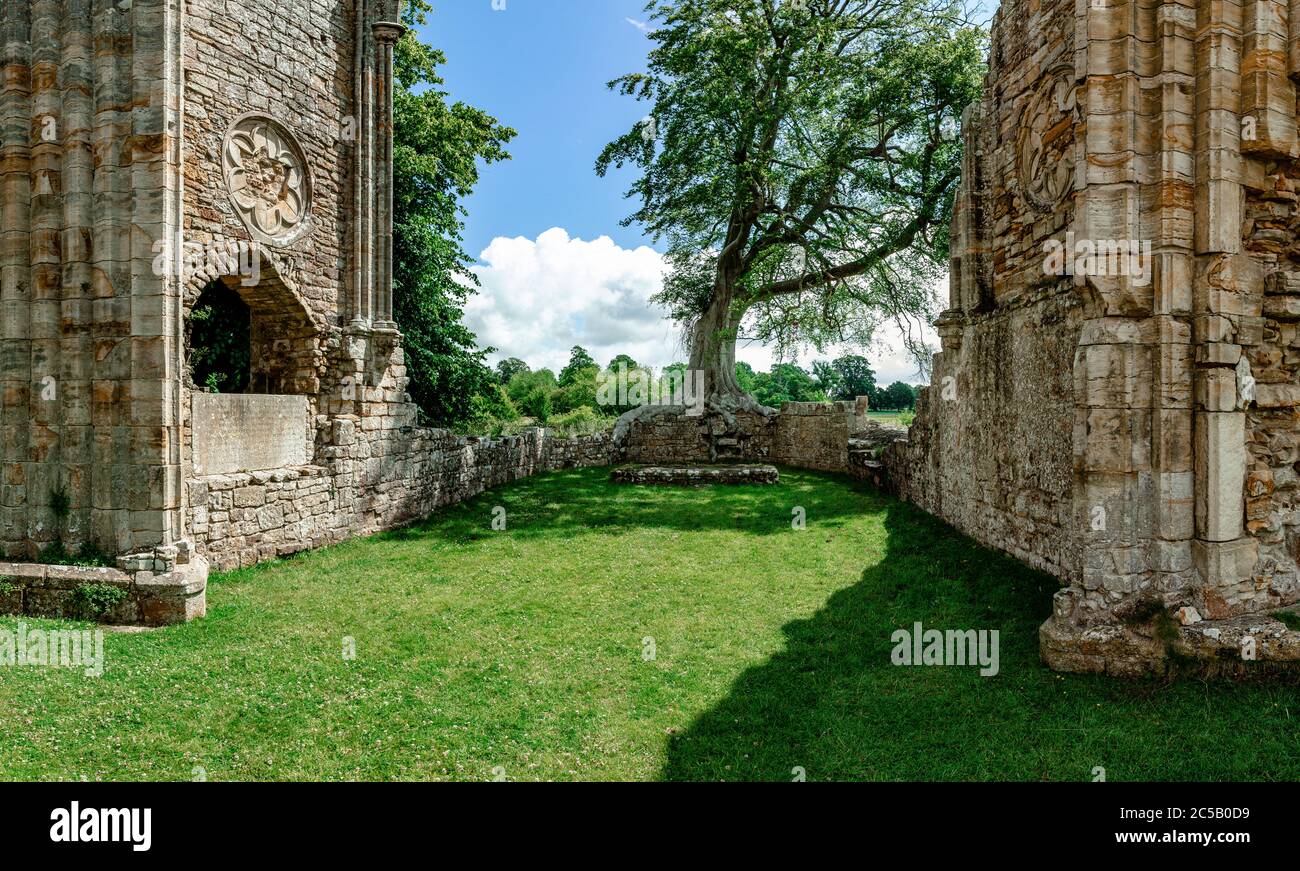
[183,247,321,396]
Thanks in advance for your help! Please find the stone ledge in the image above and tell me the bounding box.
[1041,609,1300,679]
[0,557,207,627]
[611,464,780,486]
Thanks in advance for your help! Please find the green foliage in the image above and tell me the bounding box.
[553,366,599,414]
[460,383,520,434]
[1273,611,1300,631]
[598,0,986,381]
[520,387,552,424]
[506,369,558,407]
[71,583,127,621]
[186,281,250,393]
[505,369,557,423]
[37,541,113,568]
[607,354,640,373]
[496,357,531,384]
[392,1,516,426]
[547,406,614,436]
[897,409,916,427]
[559,347,597,386]
[877,381,918,411]
[828,355,877,401]
[746,362,828,407]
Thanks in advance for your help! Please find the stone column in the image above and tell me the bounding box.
[371,17,405,332]
[1186,0,1263,618]
[350,0,374,330]
[0,1,34,557]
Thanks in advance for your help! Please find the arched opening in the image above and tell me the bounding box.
[187,279,252,393]
[183,256,321,396]
[184,256,323,479]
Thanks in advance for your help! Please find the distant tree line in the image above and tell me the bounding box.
[474,347,918,436]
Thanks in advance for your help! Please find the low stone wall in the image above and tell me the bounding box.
[0,559,207,626]
[619,407,776,464]
[185,395,879,577]
[618,398,871,472]
[771,399,871,472]
[189,427,616,571]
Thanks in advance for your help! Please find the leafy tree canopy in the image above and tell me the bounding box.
[559,346,598,386]
[830,354,877,400]
[598,0,985,408]
[496,357,531,384]
[392,1,516,426]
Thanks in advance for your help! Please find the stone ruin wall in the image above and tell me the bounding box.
[0,0,187,560]
[886,0,1085,582]
[188,424,614,572]
[180,0,356,399]
[883,0,1300,672]
[617,399,873,473]
[190,398,876,573]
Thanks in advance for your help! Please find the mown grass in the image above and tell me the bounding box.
[2,467,1299,781]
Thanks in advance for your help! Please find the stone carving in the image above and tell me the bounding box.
[222,114,314,246]
[1015,64,1076,212]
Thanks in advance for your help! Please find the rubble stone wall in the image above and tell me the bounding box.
[618,399,871,473]
[884,0,1084,582]
[881,0,1300,674]
[188,423,614,572]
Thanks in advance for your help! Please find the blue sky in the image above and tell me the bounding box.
[416,1,655,257]
[412,1,960,384]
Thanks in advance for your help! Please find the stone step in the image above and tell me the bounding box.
[611,464,779,486]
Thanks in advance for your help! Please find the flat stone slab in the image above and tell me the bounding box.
[192,393,309,476]
[611,464,779,486]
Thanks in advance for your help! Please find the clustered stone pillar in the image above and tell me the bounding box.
[0,0,187,561]
[371,18,404,332]
[350,1,404,333]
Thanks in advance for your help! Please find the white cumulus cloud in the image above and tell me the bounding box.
[464,228,685,373]
[463,227,937,386]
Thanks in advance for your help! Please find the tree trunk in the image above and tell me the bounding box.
[686,280,774,416]
[612,278,773,452]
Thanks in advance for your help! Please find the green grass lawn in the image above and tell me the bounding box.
[3,467,1300,781]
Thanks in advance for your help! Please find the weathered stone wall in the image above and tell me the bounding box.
[181,0,354,330]
[771,399,871,473]
[879,0,1085,581]
[0,0,186,559]
[887,287,1084,581]
[617,399,870,473]
[188,424,614,571]
[883,0,1300,674]
[618,408,775,465]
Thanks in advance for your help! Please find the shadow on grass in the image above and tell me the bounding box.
[377,466,879,543]
[658,498,1060,780]
[659,498,1300,781]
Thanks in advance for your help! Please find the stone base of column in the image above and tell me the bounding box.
[1040,605,1300,679]
[0,554,207,627]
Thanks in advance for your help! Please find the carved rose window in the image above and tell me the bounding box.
[222,115,313,246]
[1016,66,1077,213]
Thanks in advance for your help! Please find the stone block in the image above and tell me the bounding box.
[1195,412,1246,542]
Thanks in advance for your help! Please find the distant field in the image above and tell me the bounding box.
[866,410,909,424]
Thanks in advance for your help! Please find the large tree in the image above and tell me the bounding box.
[830,354,877,401]
[597,0,984,413]
[393,1,516,425]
